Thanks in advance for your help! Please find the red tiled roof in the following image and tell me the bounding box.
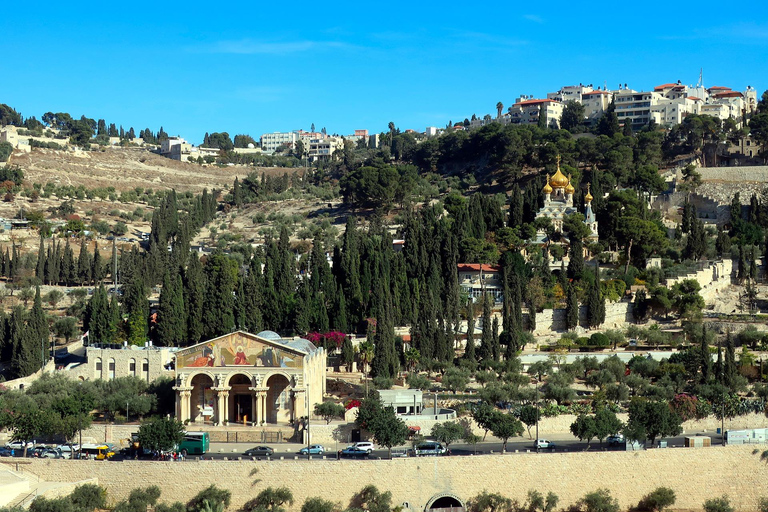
[582,90,611,96]
[457,263,501,272]
[709,86,731,90]
[513,99,559,106]
[654,83,678,90]
[713,91,743,98]
[687,96,702,101]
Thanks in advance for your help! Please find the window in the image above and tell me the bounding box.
[108,358,115,380]
[129,359,136,376]
[95,358,102,379]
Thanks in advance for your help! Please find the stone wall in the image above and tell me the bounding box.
[665,259,733,302]
[66,346,174,383]
[529,302,633,336]
[20,445,768,512]
[698,166,768,182]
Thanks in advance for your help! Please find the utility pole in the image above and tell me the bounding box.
[306,383,311,460]
[535,374,540,451]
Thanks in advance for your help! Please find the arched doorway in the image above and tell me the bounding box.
[190,373,215,423]
[228,373,253,424]
[265,374,291,424]
[424,494,465,512]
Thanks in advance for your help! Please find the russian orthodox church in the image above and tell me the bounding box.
[530,158,598,262]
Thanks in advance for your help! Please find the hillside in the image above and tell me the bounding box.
[8,147,296,193]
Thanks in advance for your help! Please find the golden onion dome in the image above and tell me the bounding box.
[585,183,594,203]
[542,174,553,194]
[564,175,575,195]
[550,158,569,188]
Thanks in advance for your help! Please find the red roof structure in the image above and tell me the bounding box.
[457,263,501,272]
[513,99,559,107]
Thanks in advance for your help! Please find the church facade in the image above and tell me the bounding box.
[530,159,598,266]
[173,331,326,426]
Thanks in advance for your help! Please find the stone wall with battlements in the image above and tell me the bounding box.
[18,445,768,512]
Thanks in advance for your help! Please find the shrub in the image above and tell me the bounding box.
[703,496,734,512]
[372,376,393,390]
[590,333,610,348]
[636,487,676,512]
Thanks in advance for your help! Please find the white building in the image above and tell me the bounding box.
[260,131,299,154]
[160,136,192,160]
[508,97,564,127]
[581,90,613,120]
[307,136,344,162]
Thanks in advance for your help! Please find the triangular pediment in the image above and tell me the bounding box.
[176,331,306,369]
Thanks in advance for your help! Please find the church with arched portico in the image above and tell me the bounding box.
[173,331,326,426]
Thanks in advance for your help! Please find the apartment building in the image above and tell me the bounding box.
[307,136,344,162]
[508,97,564,127]
[260,131,299,154]
[160,136,192,160]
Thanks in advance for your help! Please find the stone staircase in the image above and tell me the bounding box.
[0,463,97,508]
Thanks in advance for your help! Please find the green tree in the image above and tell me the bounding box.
[467,492,511,512]
[243,488,294,512]
[561,100,586,132]
[579,489,620,512]
[430,421,465,450]
[623,399,682,446]
[137,417,185,452]
[702,496,734,512]
[157,272,186,346]
[488,411,524,452]
[314,401,346,424]
[518,404,539,439]
[187,486,232,512]
[636,488,676,512]
[300,497,339,512]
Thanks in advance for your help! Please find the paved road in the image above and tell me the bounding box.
[137,430,724,462]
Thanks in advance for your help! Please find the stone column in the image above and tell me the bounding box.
[293,388,306,424]
[212,387,231,425]
[172,385,193,422]
[254,387,269,424]
[248,386,264,426]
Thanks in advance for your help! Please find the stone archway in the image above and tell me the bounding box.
[228,373,253,424]
[265,374,291,424]
[424,493,465,512]
[189,373,215,423]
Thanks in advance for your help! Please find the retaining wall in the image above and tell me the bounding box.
[17,445,768,512]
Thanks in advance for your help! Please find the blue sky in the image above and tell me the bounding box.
[2,2,766,145]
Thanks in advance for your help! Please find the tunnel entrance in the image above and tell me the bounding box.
[425,493,465,512]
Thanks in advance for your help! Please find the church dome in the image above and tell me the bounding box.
[542,174,553,194]
[585,184,594,203]
[256,330,282,341]
[564,176,575,195]
[550,167,569,188]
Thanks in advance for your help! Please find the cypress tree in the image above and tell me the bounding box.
[233,177,243,207]
[491,317,500,361]
[587,268,605,328]
[334,285,348,333]
[464,301,476,363]
[92,246,104,284]
[724,330,737,389]
[157,271,185,346]
[29,287,48,365]
[479,294,493,361]
[35,236,45,281]
[567,237,584,280]
[183,254,205,345]
[565,283,579,331]
[202,253,237,339]
[10,307,38,378]
[699,325,711,383]
[124,276,149,346]
[715,341,723,383]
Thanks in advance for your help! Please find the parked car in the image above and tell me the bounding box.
[607,434,625,446]
[390,448,410,458]
[244,446,274,457]
[340,446,370,458]
[40,448,63,459]
[414,441,447,456]
[0,447,11,457]
[351,441,374,454]
[5,441,34,451]
[56,445,77,459]
[299,444,326,455]
[534,439,556,450]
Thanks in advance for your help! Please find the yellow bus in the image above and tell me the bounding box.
[79,443,115,460]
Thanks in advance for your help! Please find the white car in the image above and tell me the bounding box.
[6,440,34,450]
[607,434,625,446]
[352,442,375,454]
[534,439,556,450]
